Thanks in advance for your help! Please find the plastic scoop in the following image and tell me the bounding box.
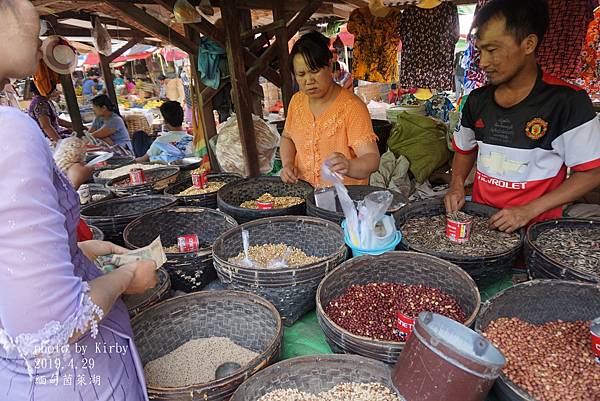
[241,229,253,267]
[215,362,241,380]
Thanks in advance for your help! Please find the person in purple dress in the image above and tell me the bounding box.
[28,80,71,143]
[0,1,158,400]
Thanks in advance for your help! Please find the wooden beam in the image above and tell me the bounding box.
[100,55,119,109]
[221,3,260,177]
[59,74,84,136]
[106,2,197,55]
[337,0,368,7]
[55,11,138,31]
[288,0,325,37]
[107,36,141,62]
[241,20,285,42]
[272,2,292,115]
[42,24,143,38]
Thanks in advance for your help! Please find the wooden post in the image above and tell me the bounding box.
[99,55,118,108]
[221,4,260,177]
[59,73,84,136]
[272,0,293,115]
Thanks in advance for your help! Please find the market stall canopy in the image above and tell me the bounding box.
[83,44,158,65]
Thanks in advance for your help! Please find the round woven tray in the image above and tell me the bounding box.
[395,199,523,288]
[88,225,104,241]
[213,216,347,326]
[81,195,177,245]
[124,206,238,293]
[217,177,313,224]
[131,290,283,401]
[474,280,600,401]
[230,354,394,400]
[165,173,243,209]
[316,251,481,364]
[306,185,408,225]
[107,166,180,196]
[122,268,171,317]
[526,218,599,283]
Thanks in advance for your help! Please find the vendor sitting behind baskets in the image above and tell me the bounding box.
[280,31,380,186]
[89,94,134,153]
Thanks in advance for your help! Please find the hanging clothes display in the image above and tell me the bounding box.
[398,2,460,91]
[576,7,600,99]
[461,0,490,94]
[347,7,402,83]
[537,0,596,80]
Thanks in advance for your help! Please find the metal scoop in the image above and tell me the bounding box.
[215,362,241,380]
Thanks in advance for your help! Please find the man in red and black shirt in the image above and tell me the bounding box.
[446,0,600,233]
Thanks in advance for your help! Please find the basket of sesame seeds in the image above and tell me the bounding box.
[217,177,313,224]
[131,290,283,401]
[526,218,600,284]
[212,216,347,325]
[316,252,481,364]
[123,206,238,293]
[230,354,398,401]
[395,199,524,288]
[165,172,243,209]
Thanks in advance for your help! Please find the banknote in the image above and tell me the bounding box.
[95,237,166,272]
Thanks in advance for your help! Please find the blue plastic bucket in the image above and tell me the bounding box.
[341,220,402,257]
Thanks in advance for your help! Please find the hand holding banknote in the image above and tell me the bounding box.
[91,237,167,273]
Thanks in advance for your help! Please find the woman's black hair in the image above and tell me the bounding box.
[91,94,118,114]
[30,80,55,98]
[289,31,332,73]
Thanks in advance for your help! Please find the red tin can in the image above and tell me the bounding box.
[177,234,200,253]
[95,160,108,168]
[591,318,600,364]
[129,168,146,185]
[395,311,415,341]
[446,217,472,244]
[257,200,274,210]
[191,170,208,189]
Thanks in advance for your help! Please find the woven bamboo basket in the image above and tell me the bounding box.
[212,216,347,325]
[526,218,599,283]
[93,162,162,185]
[81,195,177,245]
[165,173,243,209]
[395,199,524,288]
[123,113,151,134]
[80,185,113,206]
[107,166,180,196]
[230,354,395,400]
[131,291,283,401]
[306,185,408,225]
[217,177,313,224]
[316,252,481,364]
[122,268,171,317]
[475,280,600,401]
[124,206,238,293]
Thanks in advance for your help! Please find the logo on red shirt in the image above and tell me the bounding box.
[525,118,549,140]
[475,118,485,129]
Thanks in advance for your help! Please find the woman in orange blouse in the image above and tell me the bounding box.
[280,31,380,187]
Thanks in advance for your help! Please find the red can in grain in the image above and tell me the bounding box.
[191,170,208,189]
[446,218,471,244]
[256,200,274,210]
[177,234,200,253]
[592,317,600,364]
[129,168,146,185]
[95,161,108,168]
[395,311,415,341]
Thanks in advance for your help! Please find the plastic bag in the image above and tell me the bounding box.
[357,191,394,249]
[370,151,412,198]
[322,161,359,246]
[149,142,185,164]
[54,136,86,173]
[173,0,201,23]
[92,22,112,56]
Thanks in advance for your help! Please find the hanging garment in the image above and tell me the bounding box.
[537,0,595,80]
[347,7,402,83]
[461,0,492,93]
[399,2,459,91]
[576,7,600,99]
[197,36,225,89]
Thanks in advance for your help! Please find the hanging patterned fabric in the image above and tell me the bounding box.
[461,0,491,94]
[537,0,596,80]
[576,7,600,99]
[347,7,402,83]
[398,2,460,91]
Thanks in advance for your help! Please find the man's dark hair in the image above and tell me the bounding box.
[157,74,166,81]
[289,31,332,73]
[473,0,549,49]
[160,101,184,128]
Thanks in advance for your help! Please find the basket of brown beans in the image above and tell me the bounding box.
[122,268,171,317]
[106,166,180,196]
[165,173,243,209]
[316,251,481,364]
[123,206,238,293]
[395,199,524,288]
[475,280,600,401]
[526,218,600,284]
[212,216,347,325]
[230,354,398,401]
[131,290,283,401]
[217,177,313,224]
[306,185,408,225]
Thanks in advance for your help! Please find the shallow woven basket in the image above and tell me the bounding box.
[124,206,238,293]
[213,216,347,325]
[107,166,180,196]
[131,291,283,401]
[122,268,171,317]
[165,173,243,209]
[81,195,177,245]
[395,199,523,288]
[88,225,104,241]
[230,354,395,400]
[217,177,313,224]
[475,280,600,401]
[123,113,151,134]
[316,251,481,364]
[526,218,599,284]
[306,185,408,225]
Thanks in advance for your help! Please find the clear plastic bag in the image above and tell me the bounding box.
[173,0,201,23]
